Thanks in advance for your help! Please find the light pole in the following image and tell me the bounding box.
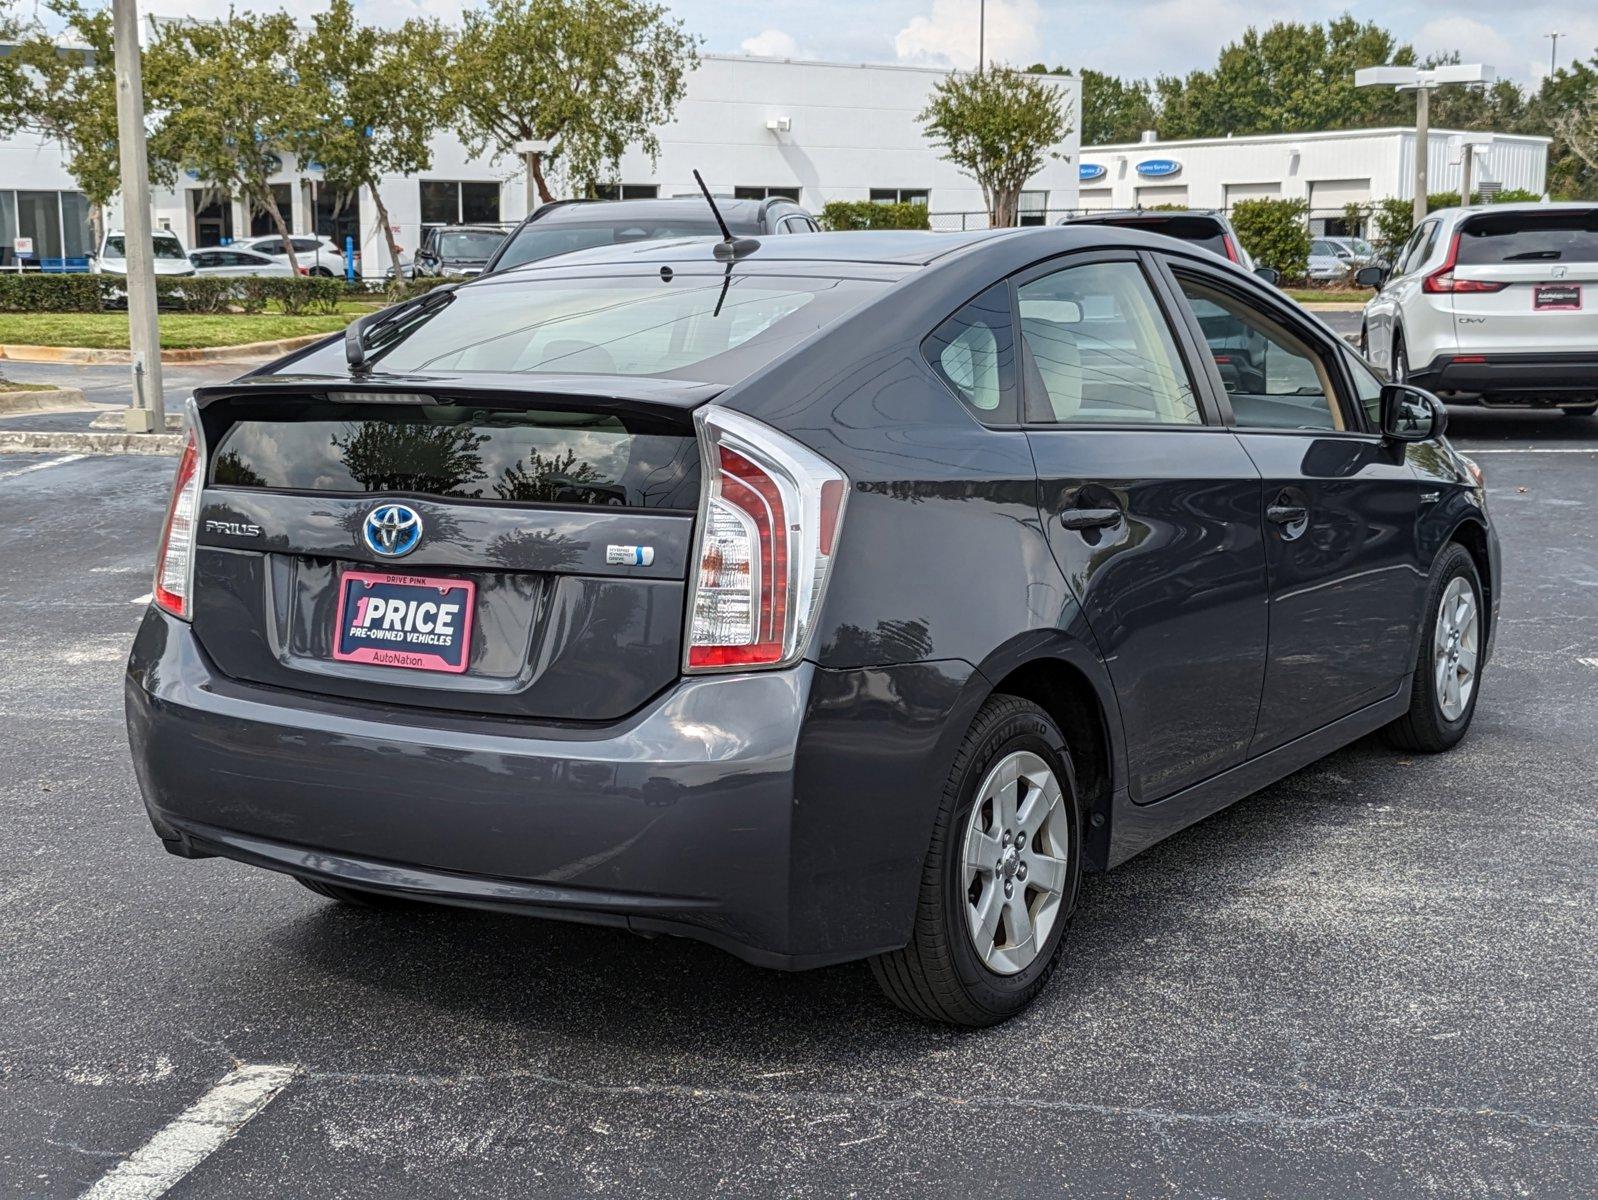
[1546,31,1562,76]
[111,0,164,434]
[978,0,985,74]
[1356,64,1494,225]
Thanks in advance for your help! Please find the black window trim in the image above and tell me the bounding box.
[1012,248,1229,432]
[1152,251,1375,439]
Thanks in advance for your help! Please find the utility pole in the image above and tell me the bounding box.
[1546,31,1562,76]
[1413,83,1430,225]
[1460,141,1474,207]
[978,0,985,74]
[112,0,164,434]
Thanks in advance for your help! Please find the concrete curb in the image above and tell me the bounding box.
[0,331,333,365]
[91,410,184,431]
[0,429,183,455]
[1299,301,1367,312]
[0,387,88,413]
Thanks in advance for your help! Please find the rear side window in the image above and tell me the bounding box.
[291,274,884,386]
[495,220,726,269]
[1457,210,1598,264]
[922,282,1018,422]
[210,402,701,509]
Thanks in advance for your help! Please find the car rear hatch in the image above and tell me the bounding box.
[188,376,711,722]
[1444,208,1598,354]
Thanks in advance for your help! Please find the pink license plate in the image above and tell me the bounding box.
[332,570,476,674]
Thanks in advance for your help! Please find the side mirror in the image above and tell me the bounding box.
[1253,265,1281,287]
[1381,383,1446,442]
[1355,265,1387,289]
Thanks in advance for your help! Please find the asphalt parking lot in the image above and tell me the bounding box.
[2,396,1595,1197]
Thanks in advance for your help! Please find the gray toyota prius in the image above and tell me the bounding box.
[126,227,1499,1025]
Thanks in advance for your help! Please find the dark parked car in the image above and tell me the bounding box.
[411,225,510,278]
[485,196,819,272]
[127,228,1497,1025]
[1061,209,1282,283]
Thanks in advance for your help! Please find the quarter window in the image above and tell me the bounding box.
[1175,277,1346,431]
[1017,261,1200,425]
[922,282,1017,421]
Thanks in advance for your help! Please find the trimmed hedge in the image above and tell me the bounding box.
[1229,198,1311,280]
[0,272,343,315]
[0,274,114,313]
[819,201,932,231]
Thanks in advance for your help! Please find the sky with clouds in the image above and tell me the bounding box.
[116,1,1598,87]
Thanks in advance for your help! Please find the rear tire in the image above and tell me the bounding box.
[1561,403,1597,418]
[870,695,1082,1027]
[1382,543,1484,753]
[296,876,420,909]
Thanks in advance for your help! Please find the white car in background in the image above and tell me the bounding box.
[92,230,196,277]
[187,247,295,277]
[1308,238,1354,281]
[234,235,348,277]
[1358,203,1598,418]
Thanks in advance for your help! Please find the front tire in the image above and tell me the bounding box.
[1383,544,1484,753]
[1392,332,1409,384]
[870,695,1082,1026]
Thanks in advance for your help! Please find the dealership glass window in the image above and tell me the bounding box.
[0,189,95,267]
[247,184,294,238]
[733,186,801,201]
[870,189,930,206]
[1019,261,1200,425]
[0,191,17,259]
[420,181,502,228]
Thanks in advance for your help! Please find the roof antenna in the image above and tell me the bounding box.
[693,169,760,261]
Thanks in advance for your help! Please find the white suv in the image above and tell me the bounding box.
[1358,203,1598,417]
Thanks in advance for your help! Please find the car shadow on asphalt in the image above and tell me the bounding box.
[247,734,1420,1052]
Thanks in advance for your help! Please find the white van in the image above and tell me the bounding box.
[93,230,197,277]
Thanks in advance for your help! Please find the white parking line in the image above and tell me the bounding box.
[0,453,86,480]
[1464,447,1598,454]
[78,1064,297,1200]
[131,593,153,606]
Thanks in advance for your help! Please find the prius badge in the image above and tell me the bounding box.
[364,503,423,558]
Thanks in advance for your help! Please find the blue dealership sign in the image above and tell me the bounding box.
[1079,162,1107,181]
[1136,159,1182,178]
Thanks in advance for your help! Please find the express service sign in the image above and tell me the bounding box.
[1135,159,1182,178]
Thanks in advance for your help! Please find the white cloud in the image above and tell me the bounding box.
[1415,17,1513,75]
[894,0,1043,70]
[740,28,802,59]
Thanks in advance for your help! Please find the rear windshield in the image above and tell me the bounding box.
[210,402,700,509]
[1457,211,1598,264]
[104,235,187,260]
[1093,216,1228,257]
[438,231,505,259]
[295,274,884,385]
[495,220,728,269]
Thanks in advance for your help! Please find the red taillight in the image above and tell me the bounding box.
[1451,355,1487,363]
[686,409,847,672]
[153,404,203,620]
[1221,234,1242,264]
[1424,233,1508,294]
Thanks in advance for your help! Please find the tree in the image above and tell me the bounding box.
[6,1,162,244]
[449,0,699,204]
[1157,16,1417,138]
[920,66,1072,228]
[1530,57,1598,199]
[1025,65,1156,145]
[294,0,453,278]
[145,10,309,270]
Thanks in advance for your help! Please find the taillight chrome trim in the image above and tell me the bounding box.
[152,397,205,621]
[683,407,848,674]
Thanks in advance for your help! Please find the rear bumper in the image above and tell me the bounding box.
[124,608,976,970]
[1413,352,1598,402]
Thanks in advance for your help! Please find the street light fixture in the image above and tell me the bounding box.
[1356,64,1494,224]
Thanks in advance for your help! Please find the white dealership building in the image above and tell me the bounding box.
[1078,127,1551,234]
[1,53,1082,277]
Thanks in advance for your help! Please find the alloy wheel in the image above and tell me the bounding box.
[1434,576,1479,721]
[959,750,1071,976]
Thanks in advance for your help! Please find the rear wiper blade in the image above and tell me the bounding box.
[345,284,460,375]
[1502,250,1561,261]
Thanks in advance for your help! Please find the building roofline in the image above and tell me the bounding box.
[698,51,1075,86]
[1085,126,1551,152]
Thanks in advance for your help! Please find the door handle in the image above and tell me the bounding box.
[1265,503,1308,525]
[1059,506,1123,531]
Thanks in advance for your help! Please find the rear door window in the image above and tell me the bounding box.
[1018,260,1201,425]
[1456,210,1598,264]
